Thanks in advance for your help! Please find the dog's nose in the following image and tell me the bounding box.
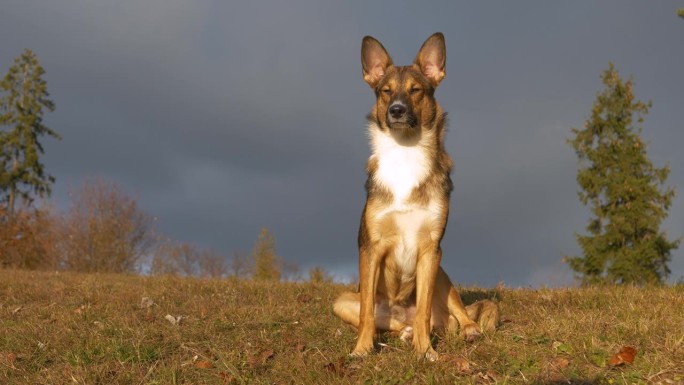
[389,103,407,119]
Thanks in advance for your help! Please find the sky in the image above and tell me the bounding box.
[1,1,683,287]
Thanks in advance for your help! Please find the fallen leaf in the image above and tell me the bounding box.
[74,304,89,314]
[165,314,183,325]
[324,356,347,376]
[140,297,154,309]
[550,357,570,370]
[2,352,17,369]
[608,345,636,366]
[296,294,312,303]
[12,306,22,315]
[440,354,472,373]
[247,349,275,367]
[195,360,214,369]
[1,352,17,365]
[323,362,338,374]
[473,370,499,384]
[217,372,235,383]
[259,349,274,362]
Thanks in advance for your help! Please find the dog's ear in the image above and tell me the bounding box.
[413,32,446,87]
[361,36,393,89]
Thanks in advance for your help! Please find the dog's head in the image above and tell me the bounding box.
[362,33,446,142]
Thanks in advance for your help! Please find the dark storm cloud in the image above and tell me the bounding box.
[1,1,682,286]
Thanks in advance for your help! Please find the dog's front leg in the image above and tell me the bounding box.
[413,245,441,361]
[352,246,381,356]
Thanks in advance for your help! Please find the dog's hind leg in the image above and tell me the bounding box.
[433,267,482,341]
[333,291,411,333]
[465,299,500,333]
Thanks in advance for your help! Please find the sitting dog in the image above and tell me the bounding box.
[333,33,499,360]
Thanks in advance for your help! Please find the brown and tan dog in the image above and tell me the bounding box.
[333,33,499,360]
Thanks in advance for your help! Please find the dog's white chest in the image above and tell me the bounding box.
[371,132,430,204]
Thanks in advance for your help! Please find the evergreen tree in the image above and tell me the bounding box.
[251,227,281,281]
[0,49,61,221]
[566,63,679,285]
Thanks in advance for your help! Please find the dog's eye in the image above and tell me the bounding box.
[381,88,392,95]
[410,87,422,94]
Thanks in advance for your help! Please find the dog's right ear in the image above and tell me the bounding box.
[361,36,393,89]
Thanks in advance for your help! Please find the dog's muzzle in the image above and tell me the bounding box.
[388,101,414,126]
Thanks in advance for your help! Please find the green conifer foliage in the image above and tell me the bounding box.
[567,63,679,285]
[0,49,61,220]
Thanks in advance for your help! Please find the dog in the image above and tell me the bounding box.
[333,32,499,360]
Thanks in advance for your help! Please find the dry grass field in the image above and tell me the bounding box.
[1,269,683,384]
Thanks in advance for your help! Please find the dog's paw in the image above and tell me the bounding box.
[399,326,413,345]
[421,348,439,362]
[461,323,482,342]
[349,350,369,358]
[350,341,374,357]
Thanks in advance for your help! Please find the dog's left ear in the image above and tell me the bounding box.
[413,32,446,87]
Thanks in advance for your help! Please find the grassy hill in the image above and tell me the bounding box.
[1,269,682,384]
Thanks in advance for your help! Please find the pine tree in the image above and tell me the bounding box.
[251,227,282,281]
[566,63,679,285]
[0,49,61,221]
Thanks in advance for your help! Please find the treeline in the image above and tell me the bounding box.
[0,177,334,282]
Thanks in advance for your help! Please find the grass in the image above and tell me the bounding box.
[1,269,683,384]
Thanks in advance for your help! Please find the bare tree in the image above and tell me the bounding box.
[309,266,333,284]
[0,204,59,269]
[60,178,154,273]
[282,259,302,282]
[197,249,228,278]
[229,251,252,279]
[150,239,198,276]
[150,239,229,278]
